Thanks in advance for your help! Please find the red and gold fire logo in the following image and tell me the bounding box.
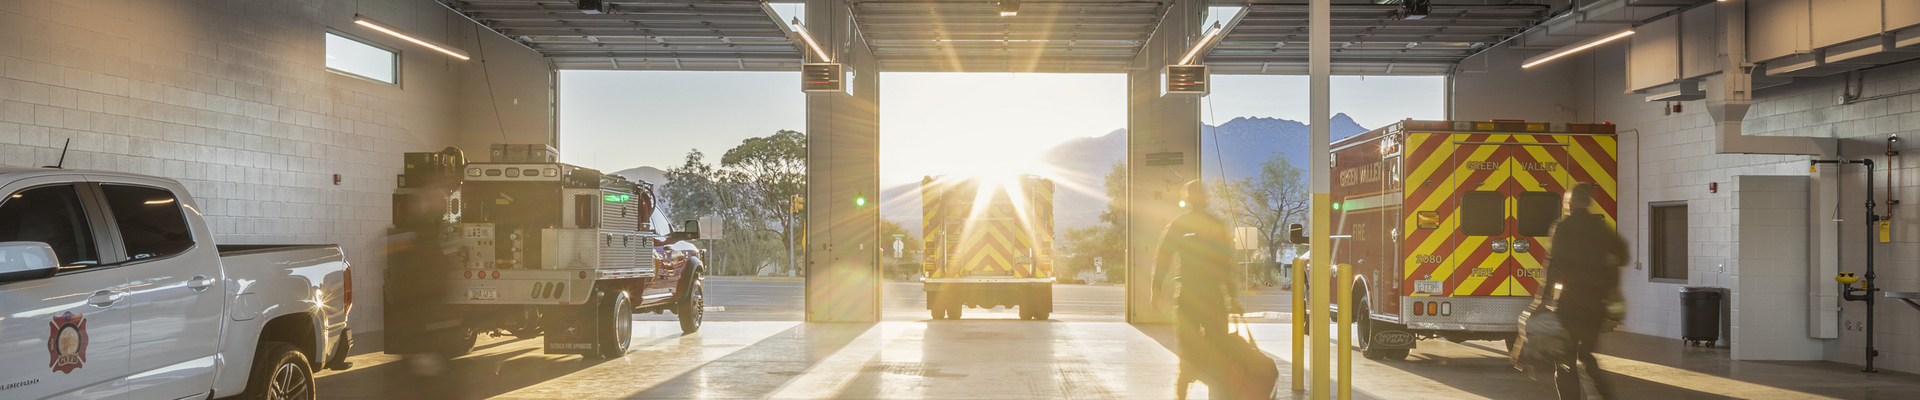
[47,312,88,374]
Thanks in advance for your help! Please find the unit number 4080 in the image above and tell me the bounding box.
[1413,254,1444,264]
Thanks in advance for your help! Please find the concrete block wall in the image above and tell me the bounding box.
[1525,38,1920,371]
[0,0,553,334]
[1730,175,1824,360]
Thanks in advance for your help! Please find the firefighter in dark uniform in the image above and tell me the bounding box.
[1154,180,1240,399]
[1544,182,1627,400]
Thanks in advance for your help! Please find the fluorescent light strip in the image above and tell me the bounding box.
[1520,30,1633,69]
[354,15,470,60]
[791,19,833,63]
[1177,22,1224,65]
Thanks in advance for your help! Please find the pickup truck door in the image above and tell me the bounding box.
[0,181,132,400]
[641,244,685,305]
[91,182,224,399]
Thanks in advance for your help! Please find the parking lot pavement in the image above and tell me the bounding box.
[643,276,1293,322]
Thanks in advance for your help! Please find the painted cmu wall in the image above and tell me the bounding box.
[0,0,553,334]
[1542,41,1920,372]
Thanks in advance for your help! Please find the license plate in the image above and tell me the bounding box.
[1414,280,1444,296]
[468,288,498,301]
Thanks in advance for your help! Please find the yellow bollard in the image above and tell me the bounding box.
[1338,263,1352,400]
[1292,257,1305,391]
[1310,193,1331,400]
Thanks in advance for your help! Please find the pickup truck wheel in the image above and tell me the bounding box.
[678,277,704,333]
[597,290,633,358]
[240,342,313,400]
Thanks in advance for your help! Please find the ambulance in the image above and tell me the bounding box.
[1324,120,1617,359]
[920,174,1057,320]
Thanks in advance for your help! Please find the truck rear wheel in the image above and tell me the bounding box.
[597,290,633,358]
[1356,300,1409,361]
[239,341,314,400]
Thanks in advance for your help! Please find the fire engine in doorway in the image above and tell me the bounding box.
[920,174,1057,320]
[1312,120,1618,360]
[388,145,706,358]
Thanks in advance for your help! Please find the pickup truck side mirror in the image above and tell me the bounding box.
[1288,223,1308,245]
[667,219,702,242]
[0,242,61,283]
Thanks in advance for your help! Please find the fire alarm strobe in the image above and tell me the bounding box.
[1163,65,1209,97]
[801,63,848,94]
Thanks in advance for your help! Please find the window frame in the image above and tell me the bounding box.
[93,183,200,266]
[1648,201,1689,283]
[1514,191,1563,237]
[0,182,116,275]
[324,29,402,87]
[1459,190,1507,237]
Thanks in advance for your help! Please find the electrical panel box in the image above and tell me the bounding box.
[460,223,497,269]
[802,63,847,93]
[1162,65,1209,97]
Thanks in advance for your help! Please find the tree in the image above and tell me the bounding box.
[719,130,807,275]
[1208,154,1310,286]
[880,219,924,281]
[662,150,720,223]
[1061,161,1128,283]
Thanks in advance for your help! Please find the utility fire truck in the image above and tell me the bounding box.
[388,145,705,358]
[920,174,1057,320]
[1317,120,1617,360]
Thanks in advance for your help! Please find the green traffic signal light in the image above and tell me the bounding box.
[856,196,867,206]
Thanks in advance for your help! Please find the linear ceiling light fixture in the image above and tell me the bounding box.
[1178,22,1225,65]
[355,15,470,60]
[790,18,833,62]
[1521,29,1633,69]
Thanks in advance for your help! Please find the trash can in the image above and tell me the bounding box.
[1680,287,1723,347]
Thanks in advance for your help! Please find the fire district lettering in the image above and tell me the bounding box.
[1464,161,1499,171]
[1339,161,1386,187]
[1469,268,1496,277]
[1520,162,1558,171]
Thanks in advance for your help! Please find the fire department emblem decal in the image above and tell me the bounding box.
[47,312,88,374]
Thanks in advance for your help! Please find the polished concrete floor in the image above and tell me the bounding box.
[318,314,1920,399]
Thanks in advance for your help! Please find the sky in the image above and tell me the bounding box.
[557,71,806,173]
[879,73,1127,184]
[557,71,1444,179]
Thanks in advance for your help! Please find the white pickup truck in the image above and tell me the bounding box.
[0,167,352,400]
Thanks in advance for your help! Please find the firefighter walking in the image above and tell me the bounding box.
[1544,182,1628,400]
[1154,180,1247,399]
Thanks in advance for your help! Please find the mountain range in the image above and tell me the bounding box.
[881,114,1371,237]
[615,114,1373,239]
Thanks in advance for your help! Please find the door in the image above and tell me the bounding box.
[1505,136,1574,297]
[1450,135,1514,297]
[0,182,131,400]
[96,183,224,398]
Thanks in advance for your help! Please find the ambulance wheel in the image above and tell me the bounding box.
[1356,301,1407,360]
[596,290,633,358]
[947,304,964,319]
[239,341,314,400]
[932,308,948,320]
